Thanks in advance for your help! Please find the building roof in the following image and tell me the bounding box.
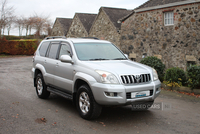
[136,0,188,9]
[57,18,72,35]
[101,7,133,29]
[118,11,135,23]
[76,13,97,33]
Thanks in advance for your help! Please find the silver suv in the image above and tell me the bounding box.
[32,37,161,119]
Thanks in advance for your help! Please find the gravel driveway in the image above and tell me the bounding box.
[0,56,200,134]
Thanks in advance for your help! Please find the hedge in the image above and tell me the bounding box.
[140,56,165,81]
[0,38,38,55]
[164,67,186,88]
[187,65,200,90]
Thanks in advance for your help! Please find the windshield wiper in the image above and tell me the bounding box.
[112,58,127,60]
[89,58,109,61]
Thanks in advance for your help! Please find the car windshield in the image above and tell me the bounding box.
[74,43,127,61]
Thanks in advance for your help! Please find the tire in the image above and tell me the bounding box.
[132,101,154,111]
[76,85,102,120]
[35,73,50,99]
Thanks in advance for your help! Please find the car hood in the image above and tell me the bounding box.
[81,60,152,75]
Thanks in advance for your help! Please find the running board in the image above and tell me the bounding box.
[47,87,73,100]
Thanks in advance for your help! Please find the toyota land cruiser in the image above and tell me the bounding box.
[32,36,161,120]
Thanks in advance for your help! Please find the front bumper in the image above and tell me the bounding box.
[91,80,161,106]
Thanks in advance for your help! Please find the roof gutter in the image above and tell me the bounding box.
[135,0,200,13]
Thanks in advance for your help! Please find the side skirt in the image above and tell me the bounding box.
[47,87,73,100]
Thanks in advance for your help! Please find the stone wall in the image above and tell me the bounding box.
[89,10,121,48]
[67,15,88,38]
[121,3,200,70]
[51,20,65,36]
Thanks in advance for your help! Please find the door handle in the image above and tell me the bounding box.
[56,63,59,67]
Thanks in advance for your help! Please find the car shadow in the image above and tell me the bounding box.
[45,94,158,125]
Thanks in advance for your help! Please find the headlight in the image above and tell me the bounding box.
[95,70,119,84]
[152,68,158,81]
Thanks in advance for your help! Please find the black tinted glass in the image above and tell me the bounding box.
[39,42,49,57]
[48,44,59,59]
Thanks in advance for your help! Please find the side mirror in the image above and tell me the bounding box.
[60,55,74,64]
[124,54,129,59]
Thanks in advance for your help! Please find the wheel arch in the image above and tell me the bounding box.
[33,64,47,87]
[73,79,90,102]
[72,72,97,102]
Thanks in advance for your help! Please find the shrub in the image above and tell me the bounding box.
[187,65,200,90]
[140,56,165,81]
[164,67,187,88]
[0,38,38,55]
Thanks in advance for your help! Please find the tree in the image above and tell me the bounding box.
[43,19,52,36]
[32,13,49,37]
[6,15,15,35]
[28,17,35,36]
[0,0,14,37]
[23,16,36,36]
[15,16,25,36]
[23,17,29,36]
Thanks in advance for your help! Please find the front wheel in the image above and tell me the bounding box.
[76,85,102,120]
[35,73,50,99]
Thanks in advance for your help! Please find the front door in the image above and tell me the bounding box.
[54,42,74,93]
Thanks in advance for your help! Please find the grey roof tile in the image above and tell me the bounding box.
[57,18,72,35]
[102,7,133,29]
[136,0,188,9]
[76,13,97,33]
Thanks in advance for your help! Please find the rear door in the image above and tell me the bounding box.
[44,41,60,85]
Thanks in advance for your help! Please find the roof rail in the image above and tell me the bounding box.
[44,36,67,40]
[81,37,99,40]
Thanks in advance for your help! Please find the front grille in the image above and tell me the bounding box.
[121,74,151,84]
[126,89,153,99]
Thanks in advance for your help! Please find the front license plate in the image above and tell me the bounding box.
[131,91,150,98]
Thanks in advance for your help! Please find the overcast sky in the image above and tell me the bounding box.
[6,0,148,36]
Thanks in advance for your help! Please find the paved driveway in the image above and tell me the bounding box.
[0,56,200,134]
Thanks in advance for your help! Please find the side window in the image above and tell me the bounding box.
[59,43,72,59]
[48,43,59,59]
[39,42,50,57]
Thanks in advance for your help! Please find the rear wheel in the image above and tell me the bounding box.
[76,85,102,120]
[35,73,50,99]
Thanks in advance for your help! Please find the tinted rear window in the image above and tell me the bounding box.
[39,42,50,57]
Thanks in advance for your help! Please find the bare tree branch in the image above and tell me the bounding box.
[0,0,14,37]
[6,15,15,35]
[15,16,25,36]
[32,13,49,37]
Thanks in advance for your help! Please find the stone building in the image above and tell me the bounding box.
[120,0,200,70]
[89,7,132,48]
[51,18,72,36]
[67,13,97,38]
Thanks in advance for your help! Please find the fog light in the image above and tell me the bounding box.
[105,92,118,97]
[156,88,160,92]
